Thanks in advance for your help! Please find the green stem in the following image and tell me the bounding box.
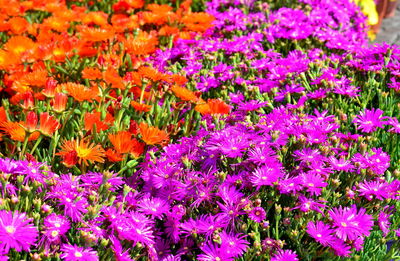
[30,135,43,156]
[20,134,30,159]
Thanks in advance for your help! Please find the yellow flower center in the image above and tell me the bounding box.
[76,147,91,158]
[5,226,15,234]
[74,251,83,258]
[51,230,59,237]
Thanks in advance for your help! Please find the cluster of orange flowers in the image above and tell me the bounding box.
[0,0,223,170]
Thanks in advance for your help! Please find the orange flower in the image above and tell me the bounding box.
[84,111,113,133]
[170,85,200,103]
[125,0,145,9]
[139,122,169,145]
[39,113,60,136]
[57,139,105,166]
[78,25,115,42]
[104,67,125,89]
[195,99,231,116]
[111,14,139,33]
[61,82,98,102]
[25,111,38,133]
[159,25,180,36]
[0,121,40,142]
[82,67,102,80]
[8,17,29,34]
[82,11,109,27]
[0,50,19,69]
[130,100,151,112]
[138,66,163,82]
[4,36,36,61]
[42,16,70,32]
[105,148,123,162]
[108,131,134,154]
[53,92,68,113]
[130,138,145,158]
[181,13,215,32]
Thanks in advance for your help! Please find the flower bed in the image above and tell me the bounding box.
[0,0,399,260]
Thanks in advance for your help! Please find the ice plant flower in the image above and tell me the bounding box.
[328,205,373,241]
[0,210,38,253]
[39,112,60,136]
[306,221,336,246]
[57,139,105,166]
[139,122,169,146]
[60,244,99,261]
[352,108,387,133]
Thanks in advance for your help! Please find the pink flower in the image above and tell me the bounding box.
[306,221,336,246]
[60,244,98,261]
[328,205,373,241]
[0,210,38,254]
[352,108,387,133]
[271,249,299,261]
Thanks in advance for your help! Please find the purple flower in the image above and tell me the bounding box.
[328,205,373,241]
[301,173,328,196]
[110,236,133,261]
[249,207,266,223]
[0,210,38,254]
[41,214,70,248]
[60,244,99,261]
[352,108,388,133]
[219,231,249,258]
[115,212,155,247]
[197,242,235,261]
[137,196,170,219]
[306,221,336,246]
[356,180,391,200]
[271,249,299,261]
[329,238,351,257]
[250,165,284,189]
[378,210,392,237]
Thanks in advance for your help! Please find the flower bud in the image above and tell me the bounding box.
[41,204,52,213]
[11,196,19,204]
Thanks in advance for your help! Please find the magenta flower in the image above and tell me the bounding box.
[378,211,391,237]
[0,210,38,254]
[249,207,266,223]
[60,244,99,261]
[301,173,328,196]
[271,249,299,261]
[328,205,373,241]
[250,165,284,189]
[352,108,387,133]
[306,221,336,246]
[357,180,391,200]
[219,231,249,258]
[197,241,235,261]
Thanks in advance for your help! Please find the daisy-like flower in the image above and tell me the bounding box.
[197,241,235,261]
[249,207,266,223]
[41,214,70,249]
[60,244,99,261]
[352,108,387,133]
[356,179,391,200]
[0,210,38,254]
[250,165,284,189]
[378,210,391,237]
[271,249,299,261]
[328,205,373,241]
[139,122,169,146]
[219,231,249,258]
[301,173,328,196]
[57,139,105,166]
[137,196,170,219]
[306,221,336,246]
